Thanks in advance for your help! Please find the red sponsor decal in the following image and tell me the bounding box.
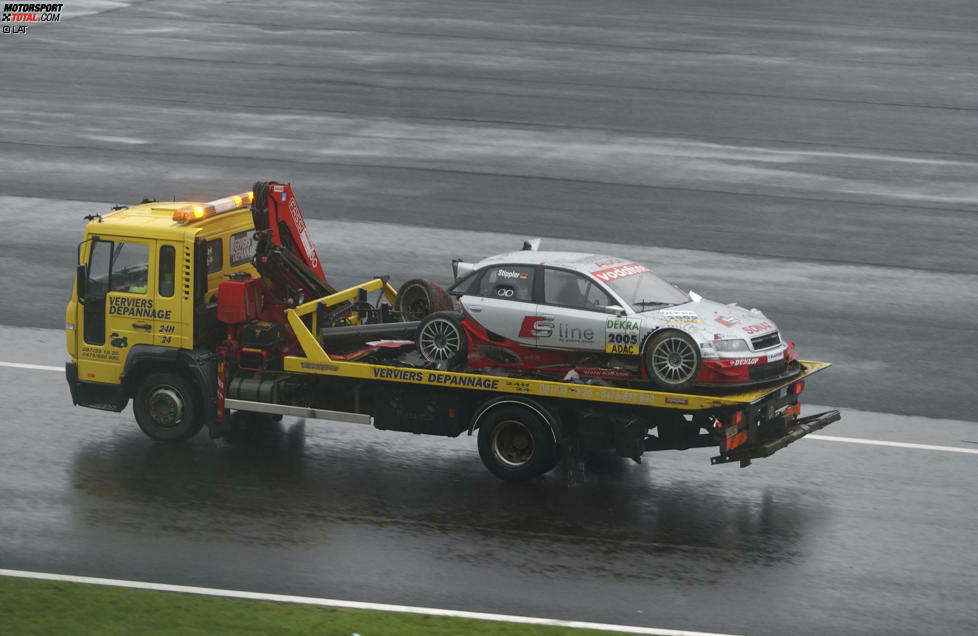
[742,321,773,335]
[575,367,632,380]
[518,316,553,338]
[715,316,737,327]
[730,357,760,366]
[591,263,650,282]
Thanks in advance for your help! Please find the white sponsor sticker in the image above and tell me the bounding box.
[766,349,784,362]
[605,318,640,354]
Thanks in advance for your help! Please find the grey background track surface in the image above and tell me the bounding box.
[0,1,977,634]
[1,0,976,419]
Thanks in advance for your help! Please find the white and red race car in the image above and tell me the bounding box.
[415,245,799,391]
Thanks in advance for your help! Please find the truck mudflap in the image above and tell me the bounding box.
[711,409,841,467]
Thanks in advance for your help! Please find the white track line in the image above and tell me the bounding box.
[0,361,62,372]
[0,568,736,636]
[807,434,978,455]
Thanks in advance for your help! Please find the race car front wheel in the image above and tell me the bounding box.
[416,311,468,368]
[644,330,701,391]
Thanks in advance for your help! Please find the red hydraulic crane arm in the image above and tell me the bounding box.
[250,181,337,304]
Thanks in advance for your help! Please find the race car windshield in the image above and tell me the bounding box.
[599,270,688,312]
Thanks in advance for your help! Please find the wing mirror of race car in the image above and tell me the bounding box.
[604,304,627,316]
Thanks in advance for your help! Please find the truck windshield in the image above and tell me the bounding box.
[598,269,688,312]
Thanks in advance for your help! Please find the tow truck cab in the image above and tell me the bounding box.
[65,196,257,413]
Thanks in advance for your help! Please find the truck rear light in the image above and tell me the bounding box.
[730,410,743,427]
[791,380,805,395]
[173,191,254,223]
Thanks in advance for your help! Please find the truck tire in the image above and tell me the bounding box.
[644,330,701,391]
[477,405,557,482]
[416,311,467,368]
[133,372,203,442]
[395,278,453,321]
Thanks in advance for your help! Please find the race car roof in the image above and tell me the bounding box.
[475,250,631,275]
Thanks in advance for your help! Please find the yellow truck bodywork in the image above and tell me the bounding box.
[66,200,256,385]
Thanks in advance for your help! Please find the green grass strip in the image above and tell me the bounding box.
[0,575,622,635]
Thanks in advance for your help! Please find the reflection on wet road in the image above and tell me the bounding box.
[1,359,975,635]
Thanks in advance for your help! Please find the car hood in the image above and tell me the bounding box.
[638,297,778,342]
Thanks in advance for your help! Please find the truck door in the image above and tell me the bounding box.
[459,264,539,346]
[76,237,157,384]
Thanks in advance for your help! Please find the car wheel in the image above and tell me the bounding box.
[395,278,453,321]
[416,311,468,368]
[133,372,203,442]
[644,330,701,391]
[477,406,557,482]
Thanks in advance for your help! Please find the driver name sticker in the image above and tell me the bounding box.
[606,318,640,354]
[497,269,527,280]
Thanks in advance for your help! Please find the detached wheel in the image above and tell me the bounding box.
[133,372,203,442]
[416,311,467,368]
[477,405,557,482]
[396,278,453,321]
[644,330,701,391]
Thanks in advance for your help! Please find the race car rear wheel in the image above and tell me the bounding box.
[416,311,467,368]
[395,278,453,321]
[644,330,701,391]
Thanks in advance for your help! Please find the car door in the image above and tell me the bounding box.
[458,264,539,346]
[537,267,611,352]
[76,237,157,384]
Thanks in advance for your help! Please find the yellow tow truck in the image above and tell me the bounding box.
[66,182,839,481]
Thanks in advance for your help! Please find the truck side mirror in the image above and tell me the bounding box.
[76,264,88,300]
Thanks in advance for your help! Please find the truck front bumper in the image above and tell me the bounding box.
[65,361,129,412]
[711,409,841,466]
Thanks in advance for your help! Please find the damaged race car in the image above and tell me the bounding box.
[415,244,799,391]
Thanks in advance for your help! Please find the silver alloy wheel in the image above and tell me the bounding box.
[490,419,535,467]
[418,317,463,361]
[650,335,698,385]
[147,386,184,429]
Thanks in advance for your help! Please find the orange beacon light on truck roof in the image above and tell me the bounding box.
[173,191,254,223]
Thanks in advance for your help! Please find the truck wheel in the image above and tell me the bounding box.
[416,311,467,368]
[477,406,557,482]
[133,372,203,442]
[395,278,453,321]
[644,330,701,391]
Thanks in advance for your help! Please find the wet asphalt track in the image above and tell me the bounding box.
[1,1,977,634]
